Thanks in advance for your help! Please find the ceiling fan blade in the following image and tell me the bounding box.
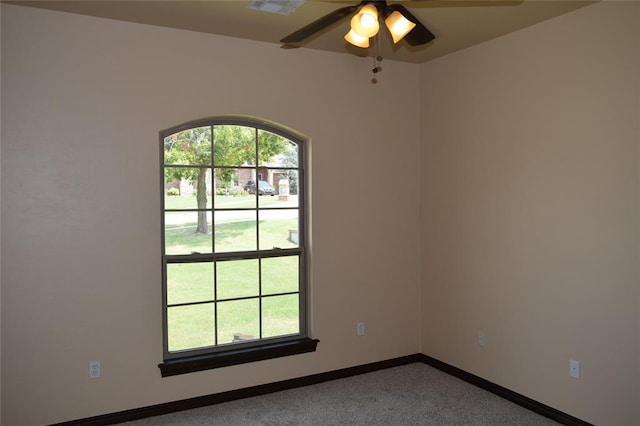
[280,4,360,44]
[389,4,435,46]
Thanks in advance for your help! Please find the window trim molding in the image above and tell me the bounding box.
[158,337,319,377]
[159,116,314,374]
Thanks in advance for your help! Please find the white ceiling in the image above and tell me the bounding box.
[5,0,595,64]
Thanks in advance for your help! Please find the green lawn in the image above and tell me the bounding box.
[167,294,299,352]
[164,194,287,210]
[165,195,300,352]
[167,293,300,351]
[164,216,298,254]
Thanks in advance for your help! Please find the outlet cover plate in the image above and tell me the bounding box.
[89,361,101,379]
[570,359,580,379]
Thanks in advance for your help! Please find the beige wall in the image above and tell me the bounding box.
[0,4,421,425]
[3,1,640,425]
[420,2,640,425]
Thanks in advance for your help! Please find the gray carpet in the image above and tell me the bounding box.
[123,363,558,425]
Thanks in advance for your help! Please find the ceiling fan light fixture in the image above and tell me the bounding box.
[385,10,416,44]
[350,4,379,38]
[280,0,435,49]
[344,28,370,48]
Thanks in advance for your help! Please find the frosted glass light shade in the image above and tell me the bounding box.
[344,29,370,48]
[385,10,416,43]
[350,4,379,38]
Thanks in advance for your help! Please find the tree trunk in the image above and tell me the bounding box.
[195,168,208,234]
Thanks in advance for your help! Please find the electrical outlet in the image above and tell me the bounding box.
[356,322,365,337]
[89,361,101,379]
[570,359,580,379]
[478,332,486,347]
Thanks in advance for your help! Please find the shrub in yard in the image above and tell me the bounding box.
[228,188,249,196]
[167,188,180,196]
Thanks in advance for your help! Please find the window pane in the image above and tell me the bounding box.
[167,303,215,352]
[164,126,212,166]
[261,170,299,208]
[213,125,256,167]
[214,211,257,253]
[164,167,213,209]
[259,209,298,250]
[165,211,212,255]
[257,131,297,168]
[262,256,299,295]
[216,259,259,300]
[213,167,256,209]
[217,299,259,344]
[262,295,299,338]
[167,263,214,305]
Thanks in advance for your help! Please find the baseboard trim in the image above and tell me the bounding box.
[55,352,591,426]
[417,353,593,426]
[54,354,423,425]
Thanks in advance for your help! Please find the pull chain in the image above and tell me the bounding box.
[371,33,383,84]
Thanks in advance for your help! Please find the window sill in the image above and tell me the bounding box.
[158,338,319,377]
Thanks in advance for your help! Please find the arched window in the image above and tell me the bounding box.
[158,117,316,376]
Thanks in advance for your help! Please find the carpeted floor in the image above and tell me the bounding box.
[122,363,558,425]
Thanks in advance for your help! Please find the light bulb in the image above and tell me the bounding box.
[360,11,376,28]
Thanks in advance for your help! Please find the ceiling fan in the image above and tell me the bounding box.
[280,1,435,48]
